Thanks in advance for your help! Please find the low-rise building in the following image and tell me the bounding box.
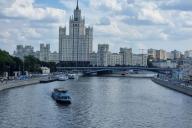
[40,67,50,74]
[172,69,184,80]
[152,60,177,68]
[179,60,192,81]
[184,50,192,58]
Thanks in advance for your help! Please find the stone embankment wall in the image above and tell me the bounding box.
[0,78,40,91]
[152,78,192,96]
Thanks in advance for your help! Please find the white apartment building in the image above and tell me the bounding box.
[120,48,132,66]
[132,54,148,66]
[171,50,181,60]
[90,52,97,66]
[108,53,123,66]
[14,45,34,60]
[49,51,59,63]
[40,44,50,62]
[97,44,109,66]
[34,51,40,60]
[148,49,157,60]
[184,50,192,58]
[166,52,173,60]
[156,49,167,60]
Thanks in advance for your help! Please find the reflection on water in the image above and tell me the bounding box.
[0,77,192,128]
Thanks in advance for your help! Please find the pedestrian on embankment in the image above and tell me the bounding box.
[1,79,4,83]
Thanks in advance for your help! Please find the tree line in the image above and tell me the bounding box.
[0,49,57,76]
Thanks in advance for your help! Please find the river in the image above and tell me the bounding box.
[0,77,192,128]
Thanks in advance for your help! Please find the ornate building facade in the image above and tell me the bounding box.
[59,0,93,66]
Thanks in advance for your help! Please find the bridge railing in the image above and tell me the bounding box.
[56,66,176,72]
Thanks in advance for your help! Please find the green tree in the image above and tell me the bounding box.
[147,56,153,68]
[0,49,57,75]
[40,61,57,72]
[0,49,15,75]
[24,55,41,73]
[11,56,23,72]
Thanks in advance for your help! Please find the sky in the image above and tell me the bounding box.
[0,0,192,54]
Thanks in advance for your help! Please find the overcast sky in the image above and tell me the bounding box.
[0,0,192,54]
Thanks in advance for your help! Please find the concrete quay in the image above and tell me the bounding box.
[0,78,40,91]
[152,77,192,96]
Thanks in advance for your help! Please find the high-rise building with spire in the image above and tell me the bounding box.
[59,0,93,66]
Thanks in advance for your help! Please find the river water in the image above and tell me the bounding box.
[0,77,192,128]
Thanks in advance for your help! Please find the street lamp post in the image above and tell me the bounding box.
[23,58,25,75]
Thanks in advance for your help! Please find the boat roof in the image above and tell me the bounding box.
[54,88,68,93]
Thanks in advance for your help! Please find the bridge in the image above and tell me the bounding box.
[57,66,176,75]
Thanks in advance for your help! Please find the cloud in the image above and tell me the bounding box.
[0,0,67,52]
[160,0,192,11]
[0,0,14,8]
[90,0,124,11]
[0,0,192,53]
[96,17,111,25]
[0,0,66,21]
[122,17,159,26]
[138,4,165,24]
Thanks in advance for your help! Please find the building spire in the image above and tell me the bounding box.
[76,0,79,10]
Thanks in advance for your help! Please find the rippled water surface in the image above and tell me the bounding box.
[0,77,192,128]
